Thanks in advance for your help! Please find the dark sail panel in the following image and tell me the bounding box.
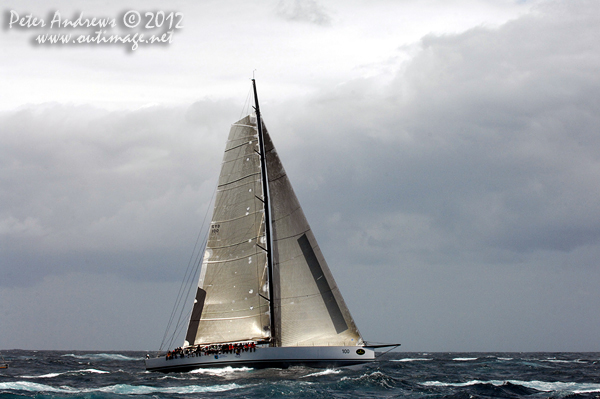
[185,288,207,345]
[297,233,348,334]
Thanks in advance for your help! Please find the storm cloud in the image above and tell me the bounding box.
[1,0,599,351]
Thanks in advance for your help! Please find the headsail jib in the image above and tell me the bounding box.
[263,127,363,347]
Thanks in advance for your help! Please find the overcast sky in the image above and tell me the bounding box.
[1,0,599,352]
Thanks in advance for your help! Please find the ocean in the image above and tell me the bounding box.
[0,351,599,398]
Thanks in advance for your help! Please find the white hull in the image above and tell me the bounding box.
[145,346,375,372]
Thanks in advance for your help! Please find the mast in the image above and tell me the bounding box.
[252,79,276,345]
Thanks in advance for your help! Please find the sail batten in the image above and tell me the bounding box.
[217,173,261,188]
[209,211,264,226]
[224,139,257,151]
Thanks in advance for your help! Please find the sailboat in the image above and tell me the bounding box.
[146,80,398,372]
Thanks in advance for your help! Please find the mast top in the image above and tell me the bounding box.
[252,78,261,116]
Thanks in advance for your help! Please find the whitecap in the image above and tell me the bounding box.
[188,366,253,377]
[541,358,587,364]
[0,381,73,393]
[94,383,243,395]
[422,380,477,387]
[79,368,110,374]
[19,373,63,379]
[392,358,432,362]
[19,368,109,379]
[340,371,394,388]
[421,380,600,394]
[517,380,600,393]
[61,353,142,361]
[452,357,478,361]
[0,381,243,395]
[303,368,342,377]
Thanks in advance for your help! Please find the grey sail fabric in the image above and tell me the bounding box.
[263,126,363,347]
[186,115,271,345]
[186,114,363,348]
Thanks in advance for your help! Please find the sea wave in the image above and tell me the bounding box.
[421,379,600,394]
[19,369,109,379]
[96,383,243,394]
[302,368,342,377]
[0,381,68,393]
[61,353,143,361]
[188,366,253,376]
[19,372,62,379]
[0,381,243,394]
[540,358,588,364]
[3,351,597,398]
[340,371,396,389]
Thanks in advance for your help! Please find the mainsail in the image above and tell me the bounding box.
[185,83,362,348]
[185,115,271,346]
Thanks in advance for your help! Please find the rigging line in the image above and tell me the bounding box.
[159,257,197,351]
[166,240,205,351]
[238,86,253,122]
[159,236,201,352]
[374,344,401,358]
[165,180,218,349]
[163,232,206,351]
[158,183,217,352]
[169,307,194,348]
[163,188,214,350]
[166,235,205,350]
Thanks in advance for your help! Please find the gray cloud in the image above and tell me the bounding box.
[275,0,332,26]
[266,0,600,266]
[0,101,237,287]
[1,0,599,351]
[254,1,600,350]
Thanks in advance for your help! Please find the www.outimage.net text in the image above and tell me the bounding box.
[5,10,184,50]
